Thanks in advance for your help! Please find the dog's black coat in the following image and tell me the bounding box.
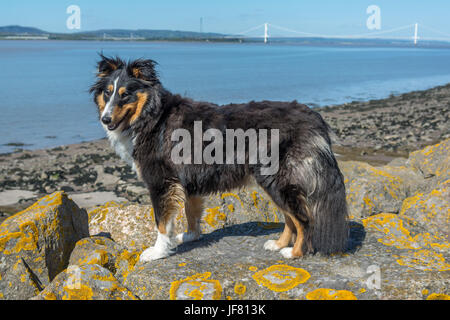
[90,56,349,255]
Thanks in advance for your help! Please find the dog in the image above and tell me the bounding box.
[90,54,349,261]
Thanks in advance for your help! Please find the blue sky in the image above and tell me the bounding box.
[1,0,450,39]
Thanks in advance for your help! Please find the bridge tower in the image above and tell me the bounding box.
[414,23,419,45]
[264,23,268,43]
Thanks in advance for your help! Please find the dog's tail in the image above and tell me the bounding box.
[299,133,349,255]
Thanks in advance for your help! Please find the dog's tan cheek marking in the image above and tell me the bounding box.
[112,102,137,126]
[96,94,106,113]
[158,183,186,234]
[130,92,148,124]
[111,105,129,123]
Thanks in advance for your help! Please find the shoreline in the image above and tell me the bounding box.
[1,83,449,219]
[2,82,450,156]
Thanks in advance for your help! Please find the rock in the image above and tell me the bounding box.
[0,192,89,299]
[31,264,138,300]
[340,161,407,218]
[93,165,120,186]
[407,138,449,183]
[125,185,147,196]
[67,236,140,283]
[122,214,448,300]
[0,190,38,207]
[0,257,43,300]
[362,213,449,253]
[68,236,124,274]
[88,203,157,250]
[68,192,128,209]
[399,181,449,240]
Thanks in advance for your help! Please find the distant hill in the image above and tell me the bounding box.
[0,25,48,35]
[0,25,229,40]
[75,29,226,40]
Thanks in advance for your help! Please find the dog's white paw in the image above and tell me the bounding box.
[264,240,282,251]
[280,247,294,259]
[139,246,173,262]
[176,232,201,244]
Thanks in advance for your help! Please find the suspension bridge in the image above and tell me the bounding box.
[230,22,450,45]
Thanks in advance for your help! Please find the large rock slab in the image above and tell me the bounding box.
[122,214,449,300]
[0,192,89,299]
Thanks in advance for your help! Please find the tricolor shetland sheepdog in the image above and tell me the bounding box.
[90,54,349,262]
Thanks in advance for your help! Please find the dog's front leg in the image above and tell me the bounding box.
[176,196,203,244]
[140,182,186,262]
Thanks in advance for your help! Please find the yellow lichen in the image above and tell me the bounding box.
[204,207,227,228]
[62,284,94,300]
[306,288,357,300]
[362,213,449,250]
[396,249,450,271]
[426,293,450,300]
[169,272,222,300]
[252,264,310,292]
[234,283,247,295]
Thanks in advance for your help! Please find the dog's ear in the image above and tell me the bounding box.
[127,59,159,83]
[96,54,124,78]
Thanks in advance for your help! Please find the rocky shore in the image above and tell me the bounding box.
[0,85,449,300]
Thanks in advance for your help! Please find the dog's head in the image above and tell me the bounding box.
[90,54,161,131]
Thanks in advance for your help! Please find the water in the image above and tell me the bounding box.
[1,40,450,154]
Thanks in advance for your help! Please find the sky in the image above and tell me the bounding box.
[1,0,450,39]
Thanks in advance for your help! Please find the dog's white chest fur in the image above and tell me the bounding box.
[104,126,136,170]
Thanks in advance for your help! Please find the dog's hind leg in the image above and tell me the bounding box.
[176,196,203,244]
[140,182,186,262]
[279,211,306,259]
[264,210,295,251]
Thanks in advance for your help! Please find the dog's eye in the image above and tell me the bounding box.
[104,89,112,97]
[122,92,130,98]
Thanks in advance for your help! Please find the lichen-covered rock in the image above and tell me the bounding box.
[31,264,138,300]
[399,181,450,240]
[122,216,449,300]
[362,213,449,253]
[69,236,124,274]
[68,236,140,283]
[0,258,42,300]
[406,138,449,184]
[88,202,171,250]
[340,161,408,218]
[0,192,89,299]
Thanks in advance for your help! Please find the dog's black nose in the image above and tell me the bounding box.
[101,116,112,125]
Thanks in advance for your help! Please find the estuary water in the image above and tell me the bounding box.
[1,40,450,153]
